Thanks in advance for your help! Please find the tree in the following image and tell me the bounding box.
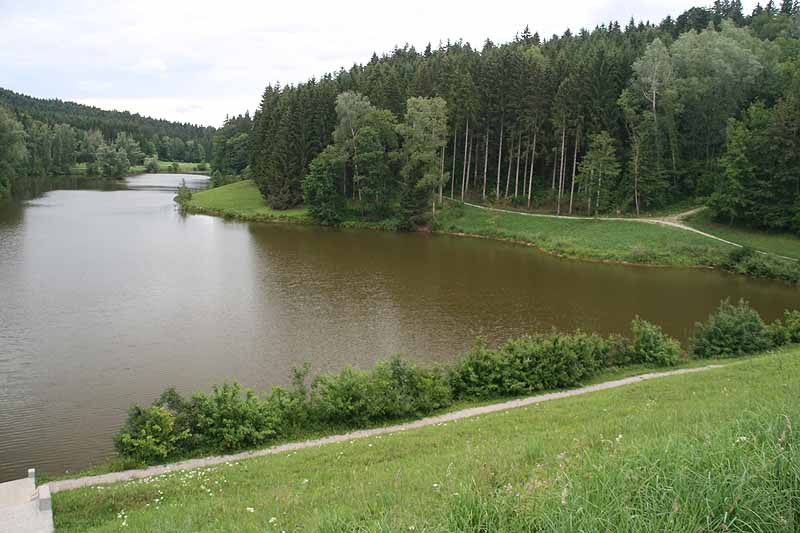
[397,96,449,225]
[114,132,145,166]
[96,142,130,178]
[576,131,620,216]
[0,106,27,198]
[303,145,346,225]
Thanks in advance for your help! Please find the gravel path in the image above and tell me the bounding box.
[49,365,721,494]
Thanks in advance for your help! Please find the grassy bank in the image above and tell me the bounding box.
[53,347,799,531]
[435,203,732,267]
[70,160,210,177]
[183,180,309,222]
[685,209,800,260]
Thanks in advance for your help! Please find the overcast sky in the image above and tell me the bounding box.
[0,1,754,127]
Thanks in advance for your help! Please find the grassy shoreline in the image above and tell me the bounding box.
[183,181,800,283]
[37,357,723,486]
[52,346,800,531]
[685,209,800,260]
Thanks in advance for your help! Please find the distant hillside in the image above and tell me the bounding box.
[0,87,214,157]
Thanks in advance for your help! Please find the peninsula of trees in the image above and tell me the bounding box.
[211,2,800,232]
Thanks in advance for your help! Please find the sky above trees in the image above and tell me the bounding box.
[1,0,757,126]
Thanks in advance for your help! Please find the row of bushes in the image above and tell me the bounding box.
[116,301,798,463]
[721,246,800,283]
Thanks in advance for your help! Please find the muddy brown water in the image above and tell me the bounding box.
[0,174,796,481]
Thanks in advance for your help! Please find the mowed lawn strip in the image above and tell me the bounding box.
[53,348,800,532]
[186,180,309,221]
[436,204,733,267]
[685,209,800,260]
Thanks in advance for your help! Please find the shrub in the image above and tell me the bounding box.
[190,383,279,451]
[450,333,605,399]
[597,334,633,367]
[114,405,188,463]
[629,317,682,366]
[724,246,800,283]
[691,299,773,358]
[175,179,192,204]
[768,309,800,347]
[310,357,451,426]
[144,158,160,173]
[169,162,180,173]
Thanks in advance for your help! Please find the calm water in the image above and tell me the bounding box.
[0,174,797,481]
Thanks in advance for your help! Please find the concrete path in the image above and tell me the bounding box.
[0,471,54,532]
[49,364,721,494]
[456,201,798,262]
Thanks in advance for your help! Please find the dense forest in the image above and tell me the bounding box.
[0,88,214,198]
[211,2,800,232]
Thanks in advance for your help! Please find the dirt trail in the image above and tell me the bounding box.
[48,365,721,494]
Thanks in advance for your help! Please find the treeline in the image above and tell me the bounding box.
[212,2,800,232]
[0,87,214,162]
[115,299,800,464]
[0,89,215,198]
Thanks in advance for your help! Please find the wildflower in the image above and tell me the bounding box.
[269,517,278,524]
[615,434,623,443]
[432,483,441,492]
[736,436,748,444]
[302,479,309,484]
[246,507,255,513]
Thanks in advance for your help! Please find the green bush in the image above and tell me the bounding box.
[768,309,800,346]
[175,179,192,204]
[629,317,682,366]
[723,246,800,283]
[169,162,180,173]
[311,357,451,426]
[144,158,160,173]
[691,299,773,358]
[450,333,605,399]
[114,405,188,463]
[190,383,280,451]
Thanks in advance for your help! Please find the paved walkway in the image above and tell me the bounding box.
[49,364,721,494]
[456,201,797,262]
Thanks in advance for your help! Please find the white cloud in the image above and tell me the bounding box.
[2,0,759,126]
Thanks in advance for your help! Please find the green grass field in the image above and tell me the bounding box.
[185,180,309,222]
[53,347,800,531]
[436,203,733,267]
[685,209,800,260]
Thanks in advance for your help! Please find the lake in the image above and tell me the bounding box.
[0,173,796,482]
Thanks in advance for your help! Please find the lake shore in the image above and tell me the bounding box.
[183,180,800,283]
[51,347,800,531]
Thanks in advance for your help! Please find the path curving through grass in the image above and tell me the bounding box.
[48,364,721,494]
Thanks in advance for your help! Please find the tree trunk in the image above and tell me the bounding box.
[450,126,457,199]
[568,126,579,215]
[495,120,504,199]
[527,130,537,208]
[482,129,489,200]
[596,172,602,217]
[557,125,566,214]
[514,134,522,197]
[439,144,445,205]
[473,138,478,187]
[522,137,530,197]
[504,136,513,197]
[461,118,469,201]
[633,137,641,216]
[462,130,472,200]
